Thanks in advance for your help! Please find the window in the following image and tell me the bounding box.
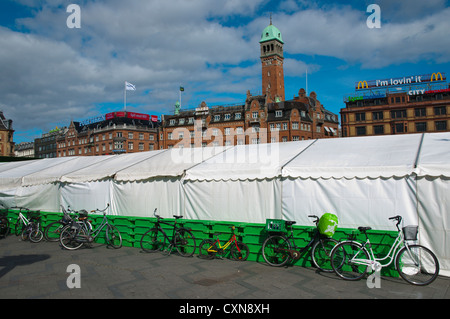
[128,132,133,139]
[435,121,447,131]
[179,118,185,125]
[415,108,426,117]
[275,110,282,117]
[356,126,366,136]
[139,143,144,151]
[214,115,220,121]
[394,123,406,133]
[188,117,194,124]
[434,106,446,116]
[212,128,219,136]
[355,113,366,121]
[224,127,230,136]
[224,114,231,120]
[170,119,175,125]
[391,109,407,119]
[292,122,299,129]
[235,113,241,120]
[373,125,384,135]
[236,127,244,134]
[372,111,383,120]
[128,142,133,150]
[415,122,427,132]
[168,132,173,140]
[252,111,258,119]
[282,123,288,130]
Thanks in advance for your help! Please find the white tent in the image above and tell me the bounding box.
[0,132,448,275]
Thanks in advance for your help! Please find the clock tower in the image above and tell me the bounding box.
[260,20,285,102]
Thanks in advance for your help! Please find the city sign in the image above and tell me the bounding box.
[356,72,446,90]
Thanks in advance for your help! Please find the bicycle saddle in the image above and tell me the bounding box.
[358,226,372,232]
[173,215,183,219]
[286,221,296,226]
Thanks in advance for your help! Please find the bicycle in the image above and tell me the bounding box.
[261,215,339,272]
[12,206,43,243]
[140,209,196,257]
[44,205,77,242]
[330,215,439,286]
[198,226,250,261]
[0,204,10,238]
[59,204,122,250]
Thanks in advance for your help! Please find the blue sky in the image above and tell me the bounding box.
[1,0,449,144]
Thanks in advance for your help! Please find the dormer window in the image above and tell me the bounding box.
[275,110,282,117]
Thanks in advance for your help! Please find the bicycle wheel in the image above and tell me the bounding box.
[311,237,339,272]
[331,241,370,280]
[262,234,291,267]
[60,225,85,250]
[106,225,122,249]
[198,239,217,259]
[14,218,25,236]
[231,241,250,261]
[174,228,196,257]
[29,224,43,243]
[140,228,166,253]
[396,244,439,286]
[44,221,65,242]
[0,217,9,237]
[20,225,31,241]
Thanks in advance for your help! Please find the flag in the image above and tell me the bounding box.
[180,86,184,92]
[126,81,136,91]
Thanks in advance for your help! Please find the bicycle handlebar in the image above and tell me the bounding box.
[389,215,402,230]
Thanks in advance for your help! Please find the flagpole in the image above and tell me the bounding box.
[124,81,127,111]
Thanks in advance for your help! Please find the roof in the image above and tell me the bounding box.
[0,133,448,188]
[260,24,283,44]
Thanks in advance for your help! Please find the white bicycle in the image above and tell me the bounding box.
[13,206,43,243]
[330,215,439,286]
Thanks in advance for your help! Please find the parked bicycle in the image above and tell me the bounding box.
[261,215,339,272]
[12,206,43,243]
[44,205,77,242]
[330,215,439,286]
[0,203,10,238]
[59,204,122,250]
[140,209,196,257]
[199,226,249,261]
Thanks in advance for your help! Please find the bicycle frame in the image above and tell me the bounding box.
[71,209,111,241]
[153,217,182,247]
[348,231,405,270]
[207,228,241,254]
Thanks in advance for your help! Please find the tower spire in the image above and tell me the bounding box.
[270,12,272,25]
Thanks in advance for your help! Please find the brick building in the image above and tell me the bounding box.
[0,111,14,157]
[160,21,339,149]
[340,72,450,137]
[56,112,159,157]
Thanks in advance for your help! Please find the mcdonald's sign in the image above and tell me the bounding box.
[430,72,444,82]
[356,81,369,90]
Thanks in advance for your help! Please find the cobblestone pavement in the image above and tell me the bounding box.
[0,235,449,302]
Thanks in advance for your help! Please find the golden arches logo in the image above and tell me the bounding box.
[357,81,368,90]
[430,72,443,82]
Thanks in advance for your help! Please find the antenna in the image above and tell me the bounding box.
[270,12,272,25]
[306,67,308,95]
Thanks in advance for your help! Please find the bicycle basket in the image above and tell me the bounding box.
[402,226,418,241]
[265,219,286,233]
[318,213,338,237]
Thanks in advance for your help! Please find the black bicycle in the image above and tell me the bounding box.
[140,209,196,257]
[43,205,77,242]
[262,215,339,271]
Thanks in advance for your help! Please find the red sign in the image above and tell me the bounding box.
[105,111,156,121]
[127,112,150,121]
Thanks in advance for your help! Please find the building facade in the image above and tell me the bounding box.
[160,21,339,149]
[0,111,14,157]
[35,127,67,158]
[341,73,450,137]
[56,112,159,157]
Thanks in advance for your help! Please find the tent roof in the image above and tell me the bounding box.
[114,146,230,181]
[183,141,315,181]
[282,134,424,179]
[0,132,448,188]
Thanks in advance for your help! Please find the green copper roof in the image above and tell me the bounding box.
[259,24,283,44]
